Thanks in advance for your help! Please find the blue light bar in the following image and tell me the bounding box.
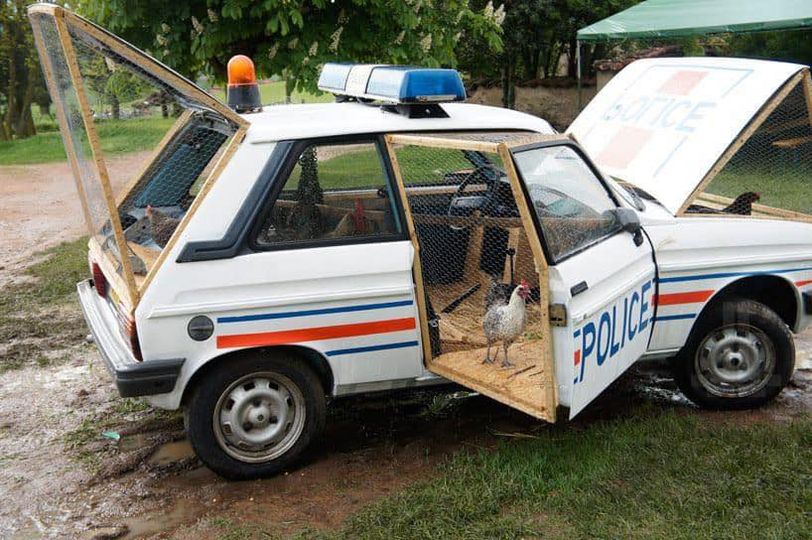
[317,63,353,94]
[317,63,466,104]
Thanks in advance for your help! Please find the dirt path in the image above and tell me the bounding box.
[0,153,149,281]
[0,157,811,538]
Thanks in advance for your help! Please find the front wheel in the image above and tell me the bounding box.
[185,353,326,480]
[673,298,795,410]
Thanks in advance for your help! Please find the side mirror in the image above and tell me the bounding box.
[612,208,644,246]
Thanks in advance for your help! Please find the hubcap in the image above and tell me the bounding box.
[213,372,306,463]
[694,324,775,398]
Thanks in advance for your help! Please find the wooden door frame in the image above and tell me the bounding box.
[28,5,248,312]
[677,69,812,223]
[384,133,561,420]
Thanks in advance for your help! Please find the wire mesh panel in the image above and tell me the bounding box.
[387,133,558,420]
[29,7,244,303]
[687,76,812,219]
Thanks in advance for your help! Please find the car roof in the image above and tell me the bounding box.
[241,102,556,143]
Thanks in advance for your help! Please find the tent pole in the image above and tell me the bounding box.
[576,40,582,111]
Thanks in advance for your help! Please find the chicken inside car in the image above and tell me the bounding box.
[29,4,812,479]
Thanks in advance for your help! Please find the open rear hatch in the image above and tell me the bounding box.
[568,57,812,220]
[28,4,247,312]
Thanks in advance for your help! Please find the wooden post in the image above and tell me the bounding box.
[55,11,139,307]
[29,15,94,236]
[803,70,812,134]
[384,135,435,366]
[498,143,558,421]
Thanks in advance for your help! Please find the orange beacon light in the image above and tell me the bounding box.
[226,55,262,113]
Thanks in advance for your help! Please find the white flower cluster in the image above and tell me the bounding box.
[483,1,505,26]
[394,30,406,45]
[268,43,279,59]
[308,41,318,56]
[191,16,204,34]
[208,8,219,23]
[329,26,343,52]
[420,33,432,53]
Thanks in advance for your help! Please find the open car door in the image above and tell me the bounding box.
[28,5,247,312]
[384,132,563,422]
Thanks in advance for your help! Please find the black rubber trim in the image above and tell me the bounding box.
[177,141,295,262]
[114,358,185,398]
[570,281,589,297]
[803,292,812,315]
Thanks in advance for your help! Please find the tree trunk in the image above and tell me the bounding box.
[501,55,516,110]
[12,73,36,138]
[110,93,121,120]
[4,55,17,140]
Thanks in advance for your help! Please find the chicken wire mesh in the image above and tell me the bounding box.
[30,10,240,288]
[391,137,547,370]
[687,78,812,218]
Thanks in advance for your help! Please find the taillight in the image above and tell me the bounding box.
[124,317,143,362]
[92,263,107,297]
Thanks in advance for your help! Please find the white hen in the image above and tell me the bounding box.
[482,280,530,367]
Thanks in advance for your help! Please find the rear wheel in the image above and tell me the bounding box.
[185,353,326,479]
[674,298,794,409]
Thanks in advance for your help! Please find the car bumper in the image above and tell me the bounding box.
[77,280,184,397]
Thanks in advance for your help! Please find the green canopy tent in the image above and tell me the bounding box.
[575,0,812,106]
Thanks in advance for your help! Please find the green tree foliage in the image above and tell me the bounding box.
[457,0,638,108]
[80,0,503,95]
[729,29,812,67]
[0,0,49,140]
[78,56,153,120]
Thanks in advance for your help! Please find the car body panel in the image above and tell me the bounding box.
[568,57,806,214]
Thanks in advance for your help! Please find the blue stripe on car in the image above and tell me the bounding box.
[217,299,414,324]
[659,267,812,284]
[325,340,420,357]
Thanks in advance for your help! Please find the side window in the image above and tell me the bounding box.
[255,141,402,246]
[513,145,621,262]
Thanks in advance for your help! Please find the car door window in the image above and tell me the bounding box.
[254,141,402,246]
[513,145,621,262]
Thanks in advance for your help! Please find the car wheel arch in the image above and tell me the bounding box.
[180,345,335,408]
[691,274,799,333]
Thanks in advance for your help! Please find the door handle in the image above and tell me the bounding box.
[570,281,589,297]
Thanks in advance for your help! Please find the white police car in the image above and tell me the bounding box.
[31,5,812,479]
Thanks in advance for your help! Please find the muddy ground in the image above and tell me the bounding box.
[0,159,810,539]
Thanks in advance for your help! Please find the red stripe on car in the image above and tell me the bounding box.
[654,290,714,306]
[217,317,417,349]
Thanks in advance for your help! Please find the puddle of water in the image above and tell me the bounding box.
[148,440,194,467]
[122,499,200,539]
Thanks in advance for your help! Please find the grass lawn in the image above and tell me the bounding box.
[0,81,327,167]
[284,146,478,191]
[212,405,811,539]
[213,79,333,105]
[0,116,175,166]
[708,168,812,215]
[0,237,90,373]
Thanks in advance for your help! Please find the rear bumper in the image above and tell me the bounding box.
[77,280,184,397]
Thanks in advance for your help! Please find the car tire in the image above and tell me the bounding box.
[185,352,326,480]
[673,298,794,410]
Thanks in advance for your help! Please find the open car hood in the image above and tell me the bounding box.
[567,57,806,214]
